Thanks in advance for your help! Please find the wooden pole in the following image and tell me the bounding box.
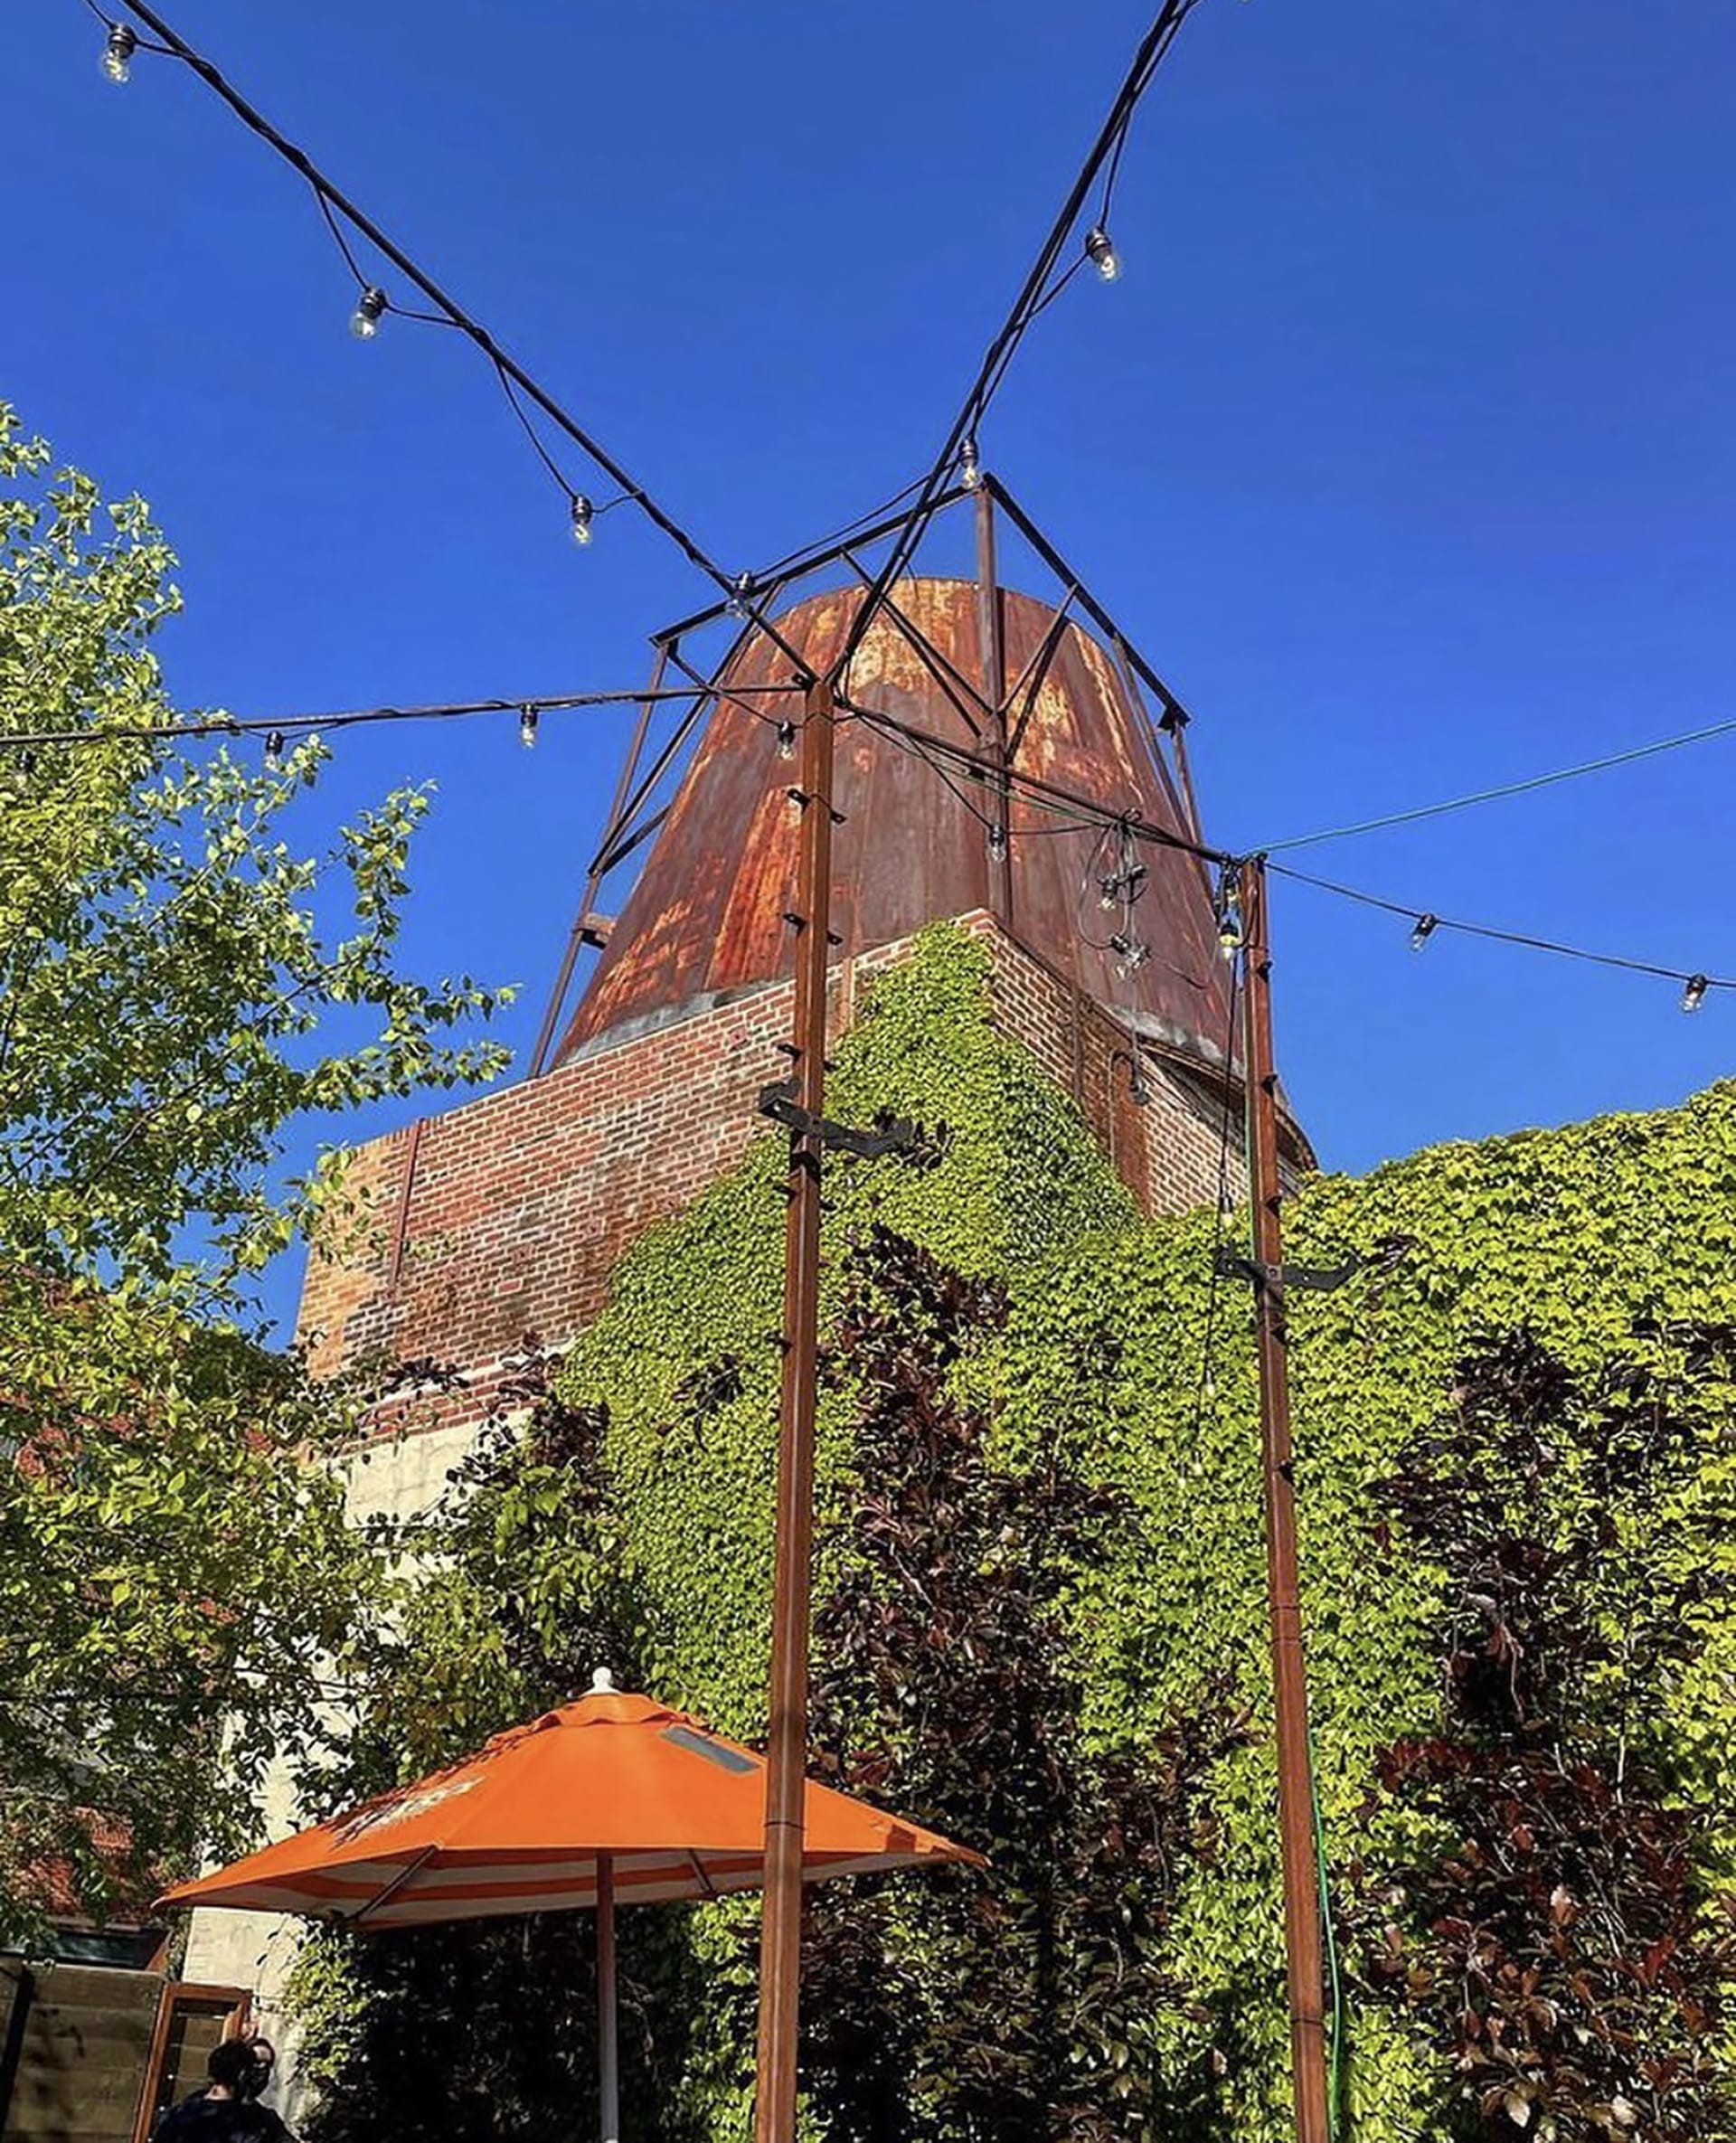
[753,679,837,2143]
[1239,855,1332,2143]
[973,485,1013,928]
[596,1855,619,2143]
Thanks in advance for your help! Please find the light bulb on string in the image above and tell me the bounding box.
[350,287,386,340]
[725,574,755,622]
[1109,932,1148,977]
[986,822,1008,864]
[519,706,539,751]
[1682,974,1710,1015]
[776,719,797,762]
[570,495,595,548]
[1085,225,1121,283]
[1214,872,1243,960]
[1410,913,1439,952]
[958,438,982,492]
[264,730,285,772]
[101,24,137,83]
[1099,864,1147,911]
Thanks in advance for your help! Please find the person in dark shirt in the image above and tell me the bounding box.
[152,2035,293,2143]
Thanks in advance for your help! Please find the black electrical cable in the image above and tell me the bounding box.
[1256,713,1736,855]
[1190,949,1243,1445]
[844,694,1229,866]
[99,0,815,676]
[0,684,801,752]
[828,0,1204,684]
[1270,861,1734,993]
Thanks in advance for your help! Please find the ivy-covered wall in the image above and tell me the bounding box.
[295,923,1735,2141]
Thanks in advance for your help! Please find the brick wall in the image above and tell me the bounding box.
[299,913,1280,1430]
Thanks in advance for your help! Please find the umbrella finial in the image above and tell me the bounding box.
[590,1666,616,1694]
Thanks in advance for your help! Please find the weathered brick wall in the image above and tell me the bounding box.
[299,913,1278,1430]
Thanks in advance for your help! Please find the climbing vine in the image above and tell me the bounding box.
[288,924,1736,2141]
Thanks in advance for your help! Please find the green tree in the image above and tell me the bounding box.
[0,403,510,1943]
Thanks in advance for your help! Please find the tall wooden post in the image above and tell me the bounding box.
[973,486,1013,927]
[753,678,837,2143]
[1239,855,1332,2143]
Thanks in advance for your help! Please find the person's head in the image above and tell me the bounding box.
[207,2038,274,2102]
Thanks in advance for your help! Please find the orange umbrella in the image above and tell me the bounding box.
[157,1671,978,2141]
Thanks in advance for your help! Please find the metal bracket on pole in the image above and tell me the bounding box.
[757,1081,920,1162]
[1212,1247,1360,1295]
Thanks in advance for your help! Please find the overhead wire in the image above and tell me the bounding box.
[1269,861,1733,995]
[0,684,802,753]
[843,694,1227,865]
[1188,949,1242,1444]
[750,471,933,587]
[827,0,1205,684]
[96,0,814,675]
[64,1,1733,1029]
[1258,713,1736,855]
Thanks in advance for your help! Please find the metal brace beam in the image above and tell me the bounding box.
[757,1081,920,1162]
[1213,1245,1360,1294]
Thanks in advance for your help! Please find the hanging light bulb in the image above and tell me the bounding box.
[1098,862,1148,911]
[519,706,539,751]
[958,437,982,492]
[349,287,387,340]
[1084,225,1121,283]
[1215,874,1243,960]
[986,822,1008,864]
[100,23,137,83]
[264,730,285,771]
[1109,931,1149,975]
[776,719,797,761]
[1682,973,1710,1015]
[1410,912,1439,952]
[725,573,755,622]
[570,494,595,548]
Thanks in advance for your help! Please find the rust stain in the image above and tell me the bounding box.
[556,579,1233,1070]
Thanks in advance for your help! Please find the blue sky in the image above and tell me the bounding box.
[13,1,1736,1329]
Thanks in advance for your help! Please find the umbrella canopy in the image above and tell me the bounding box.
[157,1675,979,1929]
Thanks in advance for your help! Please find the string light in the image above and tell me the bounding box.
[263,730,284,771]
[1214,871,1243,959]
[100,23,137,84]
[725,574,756,622]
[986,822,1008,864]
[1109,931,1149,975]
[1270,860,1731,1010]
[1099,859,1147,911]
[827,0,1201,684]
[349,286,386,340]
[1085,225,1121,282]
[776,719,797,762]
[958,438,983,493]
[519,706,539,751]
[1410,912,1439,952]
[570,495,595,548]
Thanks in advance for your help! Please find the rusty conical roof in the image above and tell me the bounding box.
[556,579,1232,1072]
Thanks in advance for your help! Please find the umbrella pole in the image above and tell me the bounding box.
[597,1855,619,2143]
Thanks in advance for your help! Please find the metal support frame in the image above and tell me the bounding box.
[838,550,991,735]
[529,652,666,1077]
[753,679,838,2143]
[1238,854,1331,2143]
[541,479,1215,1080]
